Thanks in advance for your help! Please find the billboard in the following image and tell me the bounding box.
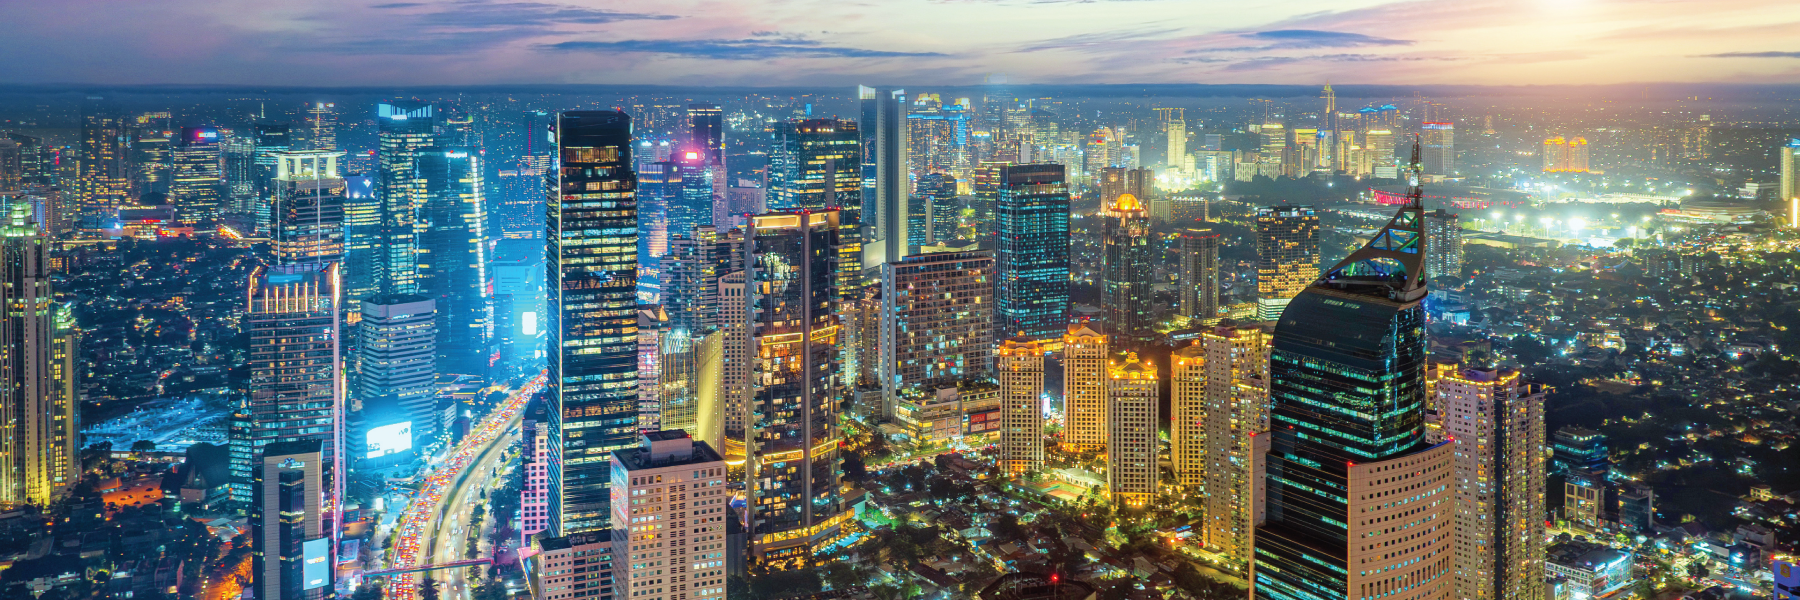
[303,538,330,590]
[1777,559,1799,600]
[366,421,413,459]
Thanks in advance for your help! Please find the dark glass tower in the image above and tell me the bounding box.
[664,150,712,241]
[414,146,491,377]
[768,119,863,299]
[1101,193,1153,348]
[375,101,439,296]
[546,111,639,535]
[994,163,1069,345]
[1254,146,1454,600]
[858,85,907,267]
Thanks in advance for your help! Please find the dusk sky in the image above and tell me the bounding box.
[6,0,1800,87]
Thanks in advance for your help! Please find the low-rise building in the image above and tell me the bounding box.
[1545,540,1632,599]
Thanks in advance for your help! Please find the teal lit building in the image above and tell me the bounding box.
[993,163,1069,345]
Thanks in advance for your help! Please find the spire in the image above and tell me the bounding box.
[1315,136,1427,302]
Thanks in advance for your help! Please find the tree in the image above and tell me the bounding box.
[352,580,386,600]
[419,576,442,600]
[131,440,157,453]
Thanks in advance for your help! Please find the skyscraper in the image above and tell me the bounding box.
[1422,122,1455,176]
[767,119,863,295]
[0,204,76,508]
[1097,166,1150,208]
[546,111,639,535]
[879,250,994,417]
[912,171,959,246]
[859,85,908,267]
[171,126,226,224]
[971,161,1009,239]
[250,121,293,216]
[1781,139,1800,228]
[687,103,724,166]
[1254,155,1453,600]
[1062,323,1107,452]
[1179,226,1220,323]
[1438,368,1546,600]
[129,128,173,197]
[1167,118,1187,170]
[269,151,346,266]
[1105,352,1158,507]
[376,101,439,296]
[356,295,437,471]
[251,440,331,600]
[245,263,343,460]
[1101,193,1154,348]
[662,226,722,335]
[307,102,338,151]
[76,102,128,226]
[742,210,848,569]
[608,432,728,600]
[1424,209,1462,280]
[664,150,714,241]
[997,337,1045,475]
[1255,206,1319,322]
[994,163,1070,344]
[341,173,379,305]
[1177,324,1271,572]
[413,146,491,377]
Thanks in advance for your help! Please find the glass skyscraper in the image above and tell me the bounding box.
[376,101,439,296]
[993,163,1069,345]
[546,111,639,535]
[414,146,491,377]
[858,85,907,267]
[1101,193,1153,348]
[768,118,863,299]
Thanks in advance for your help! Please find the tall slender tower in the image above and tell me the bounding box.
[356,295,437,471]
[1323,83,1340,172]
[546,111,639,535]
[413,146,490,377]
[269,151,346,266]
[1101,193,1154,348]
[1254,143,1453,600]
[1179,226,1221,323]
[1105,352,1158,508]
[171,126,226,224]
[76,101,129,225]
[307,102,338,151]
[1062,323,1108,452]
[375,101,439,296]
[859,86,908,267]
[997,337,1045,475]
[1255,206,1319,322]
[1780,139,1800,228]
[994,164,1070,344]
[768,119,864,296]
[0,203,76,508]
[1182,324,1272,573]
[1440,368,1546,600]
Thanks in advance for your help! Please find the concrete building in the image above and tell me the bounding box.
[1545,541,1631,599]
[526,531,616,600]
[1254,206,1318,321]
[356,295,437,471]
[1438,368,1546,600]
[1179,324,1271,573]
[522,403,552,543]
[243,263,342,493]
[251,440,331,600]
[1105,353,1158,508]
[0,207,76,508]
[1424,209,1462,280]
[609,432,727,600]
[880,250,994,418]
[1100,194,1155,348]
[997,337,1046,475]
[1061,323,1108,452]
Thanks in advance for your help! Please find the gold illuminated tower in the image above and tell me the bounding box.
[1105,352,1158,507]
[1061,323,1108,452]
[1255,206,1319,321]
[997,337,1046,475]
[0,202,76,508]
[1175,324,1272,573]
[1780,139,1800,228]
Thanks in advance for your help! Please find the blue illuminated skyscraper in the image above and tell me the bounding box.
[664,149,712,241]
[993,163,1069,345]
[413,146,491,377]
[546,110,639,535]
[859,85,907,267]
[375,100,438,296]
[342,173,379,305]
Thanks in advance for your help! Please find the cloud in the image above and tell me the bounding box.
[370,2,425,7]
[1016,27,1185,53]
[403,1,676,27]
[1699,51,1800,58]
[1243,29,1413,49]
[278,0,678,55]
[542,38,946,59]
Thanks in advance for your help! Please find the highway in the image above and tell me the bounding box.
[385,373,543,600]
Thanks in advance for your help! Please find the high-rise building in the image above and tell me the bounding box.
[1422,122,1455,175]
[1177,324,1271,572]
[879,250,994,418]
[307,102,338,151]
[859,85,908,267]
[912,172,959,246]
[171,126,226,224]
[662,227,722,335]
[1062,323,1107,452]
[1105,352,1158,507]
[687,103,724,166]
[76,103,129,226]
[521,403,552,540]
[525,532,615,600]
[664,150,714,241]
[767,119,863,295]
[546,111,640,535]
[356,295,437,471]
[1424,209,1462,280]
[997,337,1045,475]
[0,205,77,508]
[1167,119,1187,170]
[907,95,972,183]
[269,151,346,266]
[1438,368,1546,600]
[743,210,848,569]
[245,263,342,464]
[413,147,491,377]
[1549,426,1609,479]
[1781,139,1800,228]
[251,439,332,600]
[129,128,174,197]
[341,173,379,305]
[1179,226,1220,323]
[223,134,257,215]
[376,101,439,296]
[717,270,751,460]
[1255,206,1318,321]
[994,164,1070,344]
[971,161,1009,238]
[1101,194,1154,348]
[607,431,728,600]
[1253,169,1453,600]
[250,121,293,215]
[1542,137,1590,173]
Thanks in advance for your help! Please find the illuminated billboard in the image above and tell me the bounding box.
[366,421,413,459]
[303,538,329,590]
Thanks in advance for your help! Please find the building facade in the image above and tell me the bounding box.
[1439,368,1546,600]
[413,146,491,377]
[1101,194,1154,348]
[608,432,727,600]
[0,208,76,508]
[1423,210,1462,280]
[997,337,1045,475]
[1254,206,1318,322]
[170,126,225,224]
[269,151,346,266]
[356,295,437,471]
[1105,353,1158,508]
[1182,324,1272,573]
[879,250,994,418]
[251,440,330,600]
[375,101,439,296]
[860,86,908,267]
[1179,226,1220,324]
[994,163,1070,344]
[1062,323,1107,452]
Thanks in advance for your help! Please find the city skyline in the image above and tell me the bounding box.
[4,0,1800,87]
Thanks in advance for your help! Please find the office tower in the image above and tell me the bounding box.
[1255,206,1319,322]
[1782,139,1800,228]
[743,210,847,569]
[994,164,1070,344]
[717,270,751,457]
[971,161,1009,238]
[997,337,1045,475]
[307,102,338,151]
[1179,226,1220,323]
[1423,209,1462,279]
[1438,368,1546,600]
[639,308,665,431]
[0,206,76,508]
[1422,122,1455,175]
[663,226,722,335]
[664,150,714,240]
[767,119,864,295]
[269,151,346,265]
[879,250,994,417]
[356,295,437,470]
[1187,325,1272,570]
[223,134,257,216]
[76,103,128,225]
[251,440,331,600]
[376,101,439,295]
[1254,161,1453,600]
[638,160,672,259]
[1101,194,1154,348]
[251,121,293,214]
[1550,426,1609,478]
[1105,352,1158,508]
[525,532,616,600]
[547,111,639,535]
[413,146,491,377]
[687,103,724,165]
[521,403,552,540]
[130,128,174,197]
[608,432,728,600]
[859,85,908,267]
[913,172,959,246]
[1168,118,1187,170]
[245,263,343,502]
[5,134,52,188]
[1062,323,1107,452]
[170,126,226,223]
[658,327,725,451]
[341,173,379,304]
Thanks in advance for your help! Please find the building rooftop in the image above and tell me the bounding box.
[613,430,724,471]
[1547,541,1630,572]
